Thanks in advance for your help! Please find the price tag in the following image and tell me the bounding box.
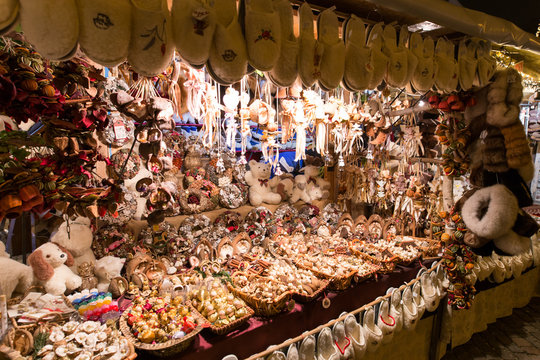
[113,119,128,141]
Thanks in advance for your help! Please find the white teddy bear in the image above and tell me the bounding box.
[290,175,323,204]
[95,256,126,292]
[244,160,281,206]
[0,242,33,299]
[303,165,330,199]
[51,217,96,274]
[27,243,82,295]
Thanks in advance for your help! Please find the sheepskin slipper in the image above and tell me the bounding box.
[20,0,79,60]
[77,0,131,67]
[0,0,19,35]
[344,313,367,359]
[422,272,440,312]
[298,2,320,88]
[409,32,435,92]
[412,281,426,319]
[388,287,404,333]
[494,231,531,256]
[462,184,518,239]
[332,320,355,359]
[207,0,248,85]
[399,25,418,86]
[382,24,408,89]
[298,334,316,360]
[317,6,345,91]
[267,350,286,360]
[342,15,370,91]
[172,0,216,67]
[242,0,281,71]
[128,0,174,77]
[287,343,299,360]
[402,286,419,331]
[366,22,388,90]
[267,0,298,87]
[475,39,496,87]
[317,327,339,360]
[458,38,477,91]
[363,307,383,352]
[376,297,395,344]
[434,38,458,93]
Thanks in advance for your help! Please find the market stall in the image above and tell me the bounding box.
[0,0,539,359]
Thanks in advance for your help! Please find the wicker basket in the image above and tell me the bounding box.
[293,257,357,291]
[119,305,203,358]
[193,305,254,336]
[349,245,398,274]
[292,278,330,303]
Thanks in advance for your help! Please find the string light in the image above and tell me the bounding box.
[492,49,540,91]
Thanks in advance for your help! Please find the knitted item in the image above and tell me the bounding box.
[500,121,532,169]
[482,126,508,173]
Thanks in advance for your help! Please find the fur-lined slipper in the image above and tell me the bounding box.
[298,2,321,88]
[412,281,425,319]
[462,184,518,239]
[332,321,355,359]
[362,307,383,352]
[489,254,506,283]
[344,314,366,358]
[172,0,216,67]
[317,327,339,360]
[458,38,477,91]
[0,0,19,35]
[207,0,247,85]
[242,0,281,71]
[402,286,419,331]
[382,24,408,89]
[78,0,131,67]
[267,351,286,360]
[399,25,418,86]
[421,272,440,312]
[409,32,435,92]
[317,6,345,91]
[500,121,532,169]
[267,0,298,87]
[20,0,79,60]
[128,0,174,77]
[366,22,388,90]
[376,297,395,344]
[475,39,496,87]
[342,15,370,91]
[388,287,404,332]
[486,103,520,128]
[434,38,458,93]
[287,343,299,360]
[299,334,316,360]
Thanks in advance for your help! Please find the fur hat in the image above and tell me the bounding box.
[500,121,532,169]
[461,184,518,239]
[482,126,508,173]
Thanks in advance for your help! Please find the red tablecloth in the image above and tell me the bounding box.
[139,259,435,360]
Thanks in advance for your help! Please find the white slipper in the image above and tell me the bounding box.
[412,281,426,319]
[332,320,355,359]
[128,0,174,77]
[366,22,388,90]
[511,254,525,278]
[399,25,418,86]
[376,297,395,344]
[20,0,79,60]
[458,38,477,91]
[268,350,287,360]
[267,0,298,87]
[475,39,496,87]
[500,256,513,280]
[0,0,19,35]
[490,254,506,283]
[476,256,490,281]
[207,0,248,84]
[344,313,366,359]
[77,0,131,67]
[435,264,448,297]
[388,287,404,333]
[243,0,281,71]
[362,307,383,352]
[421,272,439,312]
[287,343,299,360]
[299,334,316,360]
[434,38,458,93]
[409,32,435,92]
[317,6,345,91]
[172,0,216,67]
[317,327,339,360]
[493,231,531,256]
[342,14,370,91]
[521,251,533,270]
[298,2,321,88]
[402,286,419,331]
[382,24,408,89]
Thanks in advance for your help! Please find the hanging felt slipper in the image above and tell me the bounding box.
[458,38,477,91]
[461,184,518,239]
[388,287,404,333]
[77,0,131,67]
[421,272,439,312]
[267,350,287,360]
[242,0,281,71]
[298,2,321,88]
[267,0,298,87]
[128,0,174,77]
[342,15,370,91]
[20,0,79,60]
[376,297,395,344]
[317,6,345,91]
[362,307,383,352]
[0,0,19,35]
[382,24,408,89]
[344,313,366,359]
[207,0,248,85]
[409,32,435,93]
[399,25,418,86]
[317,327,339,360]
[172,0,216,68]
[475,39,496,87]
[434,38,458,93]
[298,334,316,360]
[287,342,299,360]
[489,253,506,283]
[412,281,426,320]
[402,286,419,331]
[365,22,388,90]
[332,320,354,360]
[512,254,525,278]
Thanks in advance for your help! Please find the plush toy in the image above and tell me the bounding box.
[303,165,331,198]
[272,175,294,202]
[27,243,82,295]
[51,217,96,274]
[244,160,281,206]
[78,262,98,291]
[290,175,322,204]
[95,256,126,292]
[0,243,33,299]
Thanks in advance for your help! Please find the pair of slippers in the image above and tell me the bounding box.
[299,4,345,91]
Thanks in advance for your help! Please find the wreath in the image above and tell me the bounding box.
[179,188,216,214]
[92,224,137,259]
[219,183,248,209]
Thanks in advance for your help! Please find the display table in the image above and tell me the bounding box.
[138,259,435,360]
